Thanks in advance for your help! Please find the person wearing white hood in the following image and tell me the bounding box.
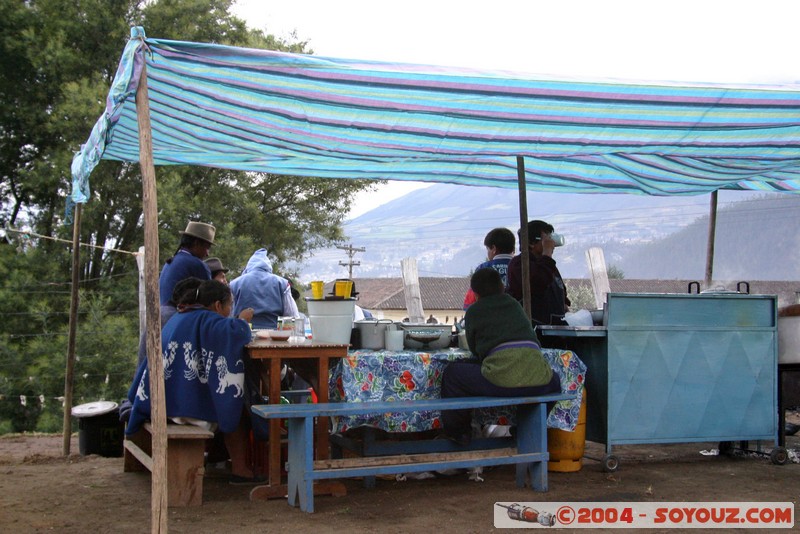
[230,249,299,329]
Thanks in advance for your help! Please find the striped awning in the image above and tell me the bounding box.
[70,26,800,203]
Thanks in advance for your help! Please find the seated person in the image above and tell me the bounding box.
[126,278,260,484]
[440,268,561,445]
[463,227,515,309]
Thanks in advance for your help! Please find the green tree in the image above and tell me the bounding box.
[607,264,625,279]
[0,0,382,433]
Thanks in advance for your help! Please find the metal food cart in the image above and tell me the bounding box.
[539,291,786,471]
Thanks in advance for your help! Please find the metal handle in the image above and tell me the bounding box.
[688,281,700,294]
[736,281,750,294]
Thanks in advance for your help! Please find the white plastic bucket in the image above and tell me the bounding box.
[307,299,355,344]
[306,298,356,316]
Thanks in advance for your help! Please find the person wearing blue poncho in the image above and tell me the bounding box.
[126,278,260,484]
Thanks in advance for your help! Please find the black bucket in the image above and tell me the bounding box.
[72,401,124,457]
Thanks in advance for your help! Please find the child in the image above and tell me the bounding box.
[441,268,560,445]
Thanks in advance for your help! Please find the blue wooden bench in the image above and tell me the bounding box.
[250,392,575,512]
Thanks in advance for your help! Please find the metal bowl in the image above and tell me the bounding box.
[399,323,452,350]
[406,330,441,344]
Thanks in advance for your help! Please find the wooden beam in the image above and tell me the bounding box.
[516,156,531,320]
[315,447,516,470]
[704,190,718,289]
[136,61,168,534]
[401,257,425,322]
[62,203,81,455]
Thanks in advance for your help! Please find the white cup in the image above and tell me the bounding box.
[384,329,404,351]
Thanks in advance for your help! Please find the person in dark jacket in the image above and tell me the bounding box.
[440,268,560,445]
[507,219,571,326]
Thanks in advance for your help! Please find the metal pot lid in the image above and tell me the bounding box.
[71,400,118,418]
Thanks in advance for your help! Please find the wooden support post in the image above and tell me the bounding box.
[136,61,168,533]
[586,247,611,310]
[516,156,531,320]
[137,246,146,338]
[704,190,718,289]
[401,257,425,323]
[62,203,82,456]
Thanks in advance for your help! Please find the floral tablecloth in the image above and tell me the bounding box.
[328,348,585,433]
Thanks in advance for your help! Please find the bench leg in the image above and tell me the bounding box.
[515,403,548,492]
[286,416,316,512]
[167,439,207,507]
[123,429,150,472]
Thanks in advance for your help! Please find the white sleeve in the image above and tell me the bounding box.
[353,305,365,322]
[283,284,300,317]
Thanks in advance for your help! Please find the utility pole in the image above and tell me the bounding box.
[337,243,365,278]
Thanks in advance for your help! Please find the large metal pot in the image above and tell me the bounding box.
[354,319,395,350]
[398,323,452,350]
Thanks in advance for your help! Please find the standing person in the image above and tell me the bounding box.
[126,278,261,484]
[441,268,560,445]
[463,227,516,309]
[230,248,299,329]
[205,257,230,285]
[507,219,571,326]
[159,221,216,324]
[135,221,215,368]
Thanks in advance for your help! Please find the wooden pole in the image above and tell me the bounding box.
[704,190,718,289]
[401,257,425,323]
[62,203,82,456]
[137,246,146,337]
[136,61,168,533]
[516,156,531,320]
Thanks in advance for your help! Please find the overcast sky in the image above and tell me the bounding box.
[231,0,800,217]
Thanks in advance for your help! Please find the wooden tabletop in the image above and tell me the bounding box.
[246,339,349,358]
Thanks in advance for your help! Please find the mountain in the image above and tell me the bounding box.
[291,184,800,282]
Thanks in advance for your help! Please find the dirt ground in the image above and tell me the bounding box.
[1,425,798,534]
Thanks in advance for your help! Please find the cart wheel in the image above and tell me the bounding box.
[718,441,735,457]
[602,454,620,473]
[770,447,789,466]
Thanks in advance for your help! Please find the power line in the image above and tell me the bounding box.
[3,226,140,256]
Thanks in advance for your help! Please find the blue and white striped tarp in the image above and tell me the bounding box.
[70,27,800,203]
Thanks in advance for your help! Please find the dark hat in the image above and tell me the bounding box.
[180,221,215,244]
[204,257,228,274]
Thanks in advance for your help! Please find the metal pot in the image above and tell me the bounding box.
[354,319,395,350]
[398,323,452,350]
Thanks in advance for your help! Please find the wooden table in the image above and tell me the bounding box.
[245,339,348,500]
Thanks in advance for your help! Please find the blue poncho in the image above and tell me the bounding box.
[126,307,252,434]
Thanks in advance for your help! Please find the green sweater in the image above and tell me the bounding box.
[464,293,553,388]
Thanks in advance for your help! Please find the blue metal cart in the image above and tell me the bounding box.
[539,291,785,471]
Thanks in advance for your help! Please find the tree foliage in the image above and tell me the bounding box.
[0,0,381,433]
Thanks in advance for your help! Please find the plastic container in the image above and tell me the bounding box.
[71,401,123,457]
[547,390,587,472]
[354,319,395,350]
[306,298,355,344]
[778,316,800,364]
